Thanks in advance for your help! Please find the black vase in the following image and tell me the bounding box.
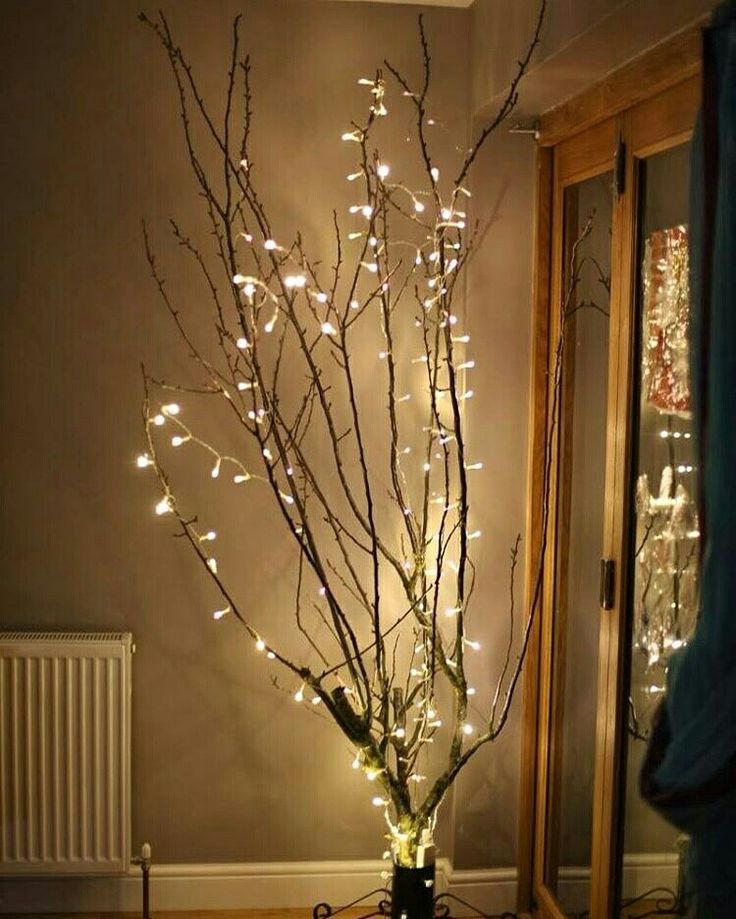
[390,863,435,919]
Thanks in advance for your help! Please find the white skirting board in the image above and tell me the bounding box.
[0,858,514,914]
[0,853,675,914]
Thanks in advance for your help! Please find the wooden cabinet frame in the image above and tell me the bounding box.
[517,21,704,919]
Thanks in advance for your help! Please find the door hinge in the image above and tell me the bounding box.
[600,558,616,610]
[614,134,626,197]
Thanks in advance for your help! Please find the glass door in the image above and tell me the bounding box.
[533,117,618,919]
[528,74,701,919]
[614,81,700,919]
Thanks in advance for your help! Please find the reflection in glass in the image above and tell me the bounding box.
[545,173,612,916]
[620,143,698,913]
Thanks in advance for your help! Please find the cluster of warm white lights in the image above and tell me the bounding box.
[137,69,498,833]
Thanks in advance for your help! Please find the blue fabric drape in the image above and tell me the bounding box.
[640,3,736,916]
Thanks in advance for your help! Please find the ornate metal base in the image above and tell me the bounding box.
[312,886,517,919]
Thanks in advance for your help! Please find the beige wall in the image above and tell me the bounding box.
[472,0,715,119]
[0,0,473,869]
[0,0,716,890]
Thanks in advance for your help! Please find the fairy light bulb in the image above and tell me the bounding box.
[321,321,337,336]
[377,163,390,179]
[211,460,221,478]
[137,454,152,468]
[468,530,481,540]
[462,723,474,735]
[459,390,474,401]
[200,530,216,541]
[155,497,172,515]
[458,360,475,370]
[294,687,304,702]
[452,334,470,343]
[236,336,249,349]
[431,167,440,182]
[264,239,277,250]
[315,292,328,304]
[467,687,476,696]
[162,403,180,416]
[280,492,295,505]
[414,200,425,213]
[465,462,483,471]
[243,283,255,297]
[255,638,266,652]
[366,769,379,781]
[363,262,378,273]
[237,381,253,391]
[284,275,306,289]
[465,639,481,651]
[171,435,186,447]
[372,796,387,807]
[212,606,230,620]
[445,606,461,617]
[352,754,361,769]
[441,207,452,220]
[311,696,321,705]
[350,299,359,310]
[152,414,165,426]
[207,558,218,574]
[347,171,363,182]
[233,473,250,483]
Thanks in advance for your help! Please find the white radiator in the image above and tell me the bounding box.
[0,631,133,876]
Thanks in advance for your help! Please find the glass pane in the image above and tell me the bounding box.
[544,172,612,915]
[619,143,697,914]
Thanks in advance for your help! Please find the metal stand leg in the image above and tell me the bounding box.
[312,886,517,919]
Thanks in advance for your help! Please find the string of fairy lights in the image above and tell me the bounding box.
[137,67,501,864]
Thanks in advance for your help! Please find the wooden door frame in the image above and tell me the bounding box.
[516,20,704,918]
